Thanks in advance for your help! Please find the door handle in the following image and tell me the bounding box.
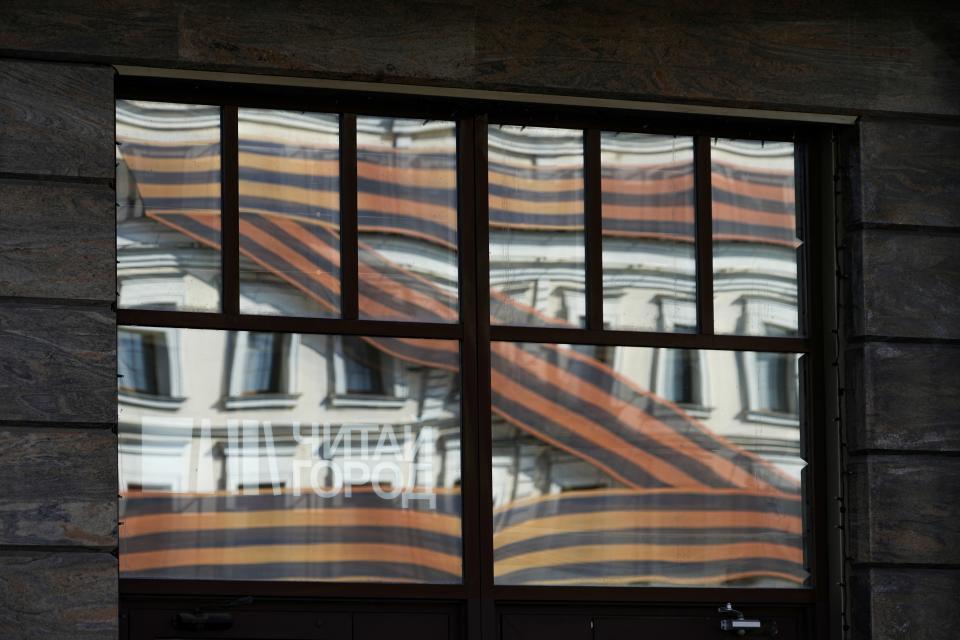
[172,595,251,631]
[174,611,234,631]
[718,603,762,635]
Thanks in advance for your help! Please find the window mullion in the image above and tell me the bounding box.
[222,104,240,316]
[694,135,714,335]
[471,114,497,640]
[339,113,359,320]
[456,113,482,618]
[795,139,809,337]
[584,128,603,331]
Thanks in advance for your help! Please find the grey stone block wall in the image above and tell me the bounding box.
[844,116,960,640]
[0,4,957,640]
[0,59,117,639]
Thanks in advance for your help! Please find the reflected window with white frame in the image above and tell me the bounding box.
[343,337,386,395]
[755,352,798,415]
[662,334,702,406]
[118,327,183,409]
[654,298,709,411]
[226,331,299,408]
[330,336,406,406]
[119,330,168,395]
[739,298,800,424]
[242,332,289,394]
[753,325,799,416]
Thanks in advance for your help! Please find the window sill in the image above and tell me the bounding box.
[674,404,713,419]
[329,395,407,409]
[119,392,186,410]
[224,393,300,410]
[744,410,800,427]
[650,402,712,420]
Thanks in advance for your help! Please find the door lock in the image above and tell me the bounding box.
[718,603,762,635]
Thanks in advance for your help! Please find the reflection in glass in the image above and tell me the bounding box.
[754,326,799,416]
[491,341,807,587]
[489,125,584,327]
[238,109,341,317]
[342,337,387,395]
[118,328,462,583]
[118,328,170,397]
[712,139,801,336]
[357,117,459,323]
[117,100,222,312]
[663,346,701,406]
[241,332,289,395]
[601,133,696,332]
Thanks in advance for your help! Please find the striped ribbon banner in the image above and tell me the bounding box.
[117,132,806,587]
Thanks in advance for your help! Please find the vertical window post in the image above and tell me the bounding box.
[222,105,240,316]
[694,135,714,336]
[340,113,359,320]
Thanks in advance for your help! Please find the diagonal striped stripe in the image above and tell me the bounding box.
[117,131,806,586]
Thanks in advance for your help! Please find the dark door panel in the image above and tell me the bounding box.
[354,612,452,640]
[500,605,806,640]
[597,613,802,639]
[597,615,721,639]
[130,608,351,639]
[125,601,463,640]
[501,614,593,640]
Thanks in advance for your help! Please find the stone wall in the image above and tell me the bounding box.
[0,2,957,638]
[843,117,960,640]
[0,59,118,638]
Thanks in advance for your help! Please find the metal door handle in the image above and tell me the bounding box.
[721,618,762,633]
[718,602,762,635]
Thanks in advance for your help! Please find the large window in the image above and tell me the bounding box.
[116,84,825,606]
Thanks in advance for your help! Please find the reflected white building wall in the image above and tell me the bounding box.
[117,105,805,587]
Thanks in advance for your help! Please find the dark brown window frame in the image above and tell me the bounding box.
[116,76,835,630]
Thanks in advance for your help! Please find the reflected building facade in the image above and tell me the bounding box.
[118,101,806,588]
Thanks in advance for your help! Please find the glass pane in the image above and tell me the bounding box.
[117,100,221,312]
[118,329,169,396]
[491,341,807,588]
[712,139,801,336]
[239,108,340,317]
[357,117,459,323]
[119,327,462,584]
[601,133,696,332]
[489,125,584,327]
